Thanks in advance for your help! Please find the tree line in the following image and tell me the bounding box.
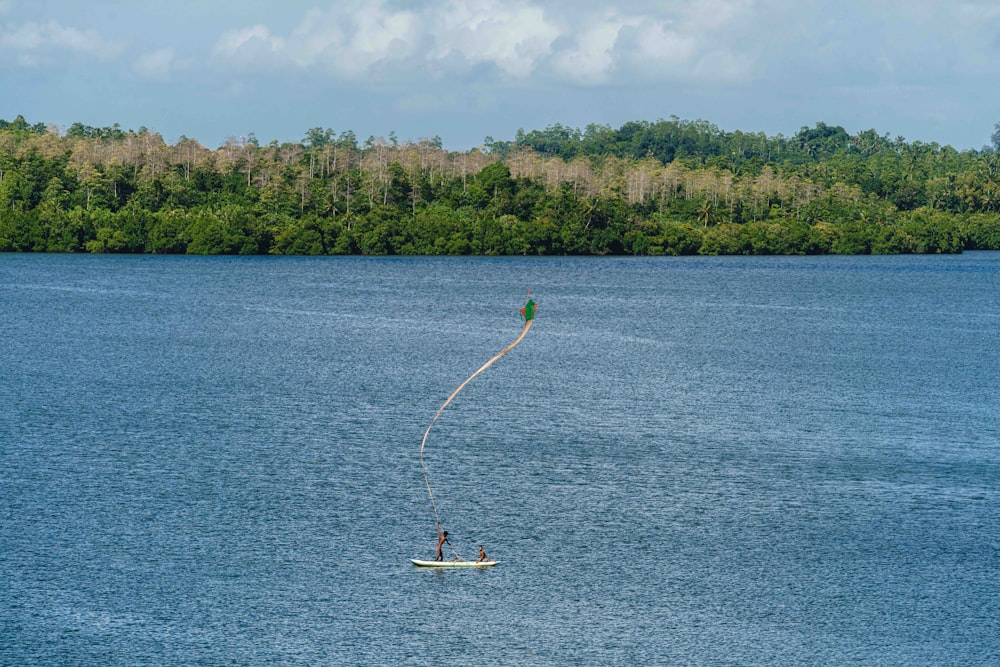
[2,113,1000,255]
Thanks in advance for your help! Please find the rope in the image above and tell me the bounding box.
[419,317,535,560]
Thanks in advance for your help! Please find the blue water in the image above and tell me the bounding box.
[2,253,999,665]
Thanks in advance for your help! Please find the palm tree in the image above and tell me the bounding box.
[698,199,713,227]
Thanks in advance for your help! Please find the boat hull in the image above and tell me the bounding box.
[410,559,498,568]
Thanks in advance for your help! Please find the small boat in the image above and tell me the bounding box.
[413,293,535,568]
[410,559,498,568]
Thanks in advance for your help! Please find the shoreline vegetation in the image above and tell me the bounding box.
[3,114,1000,256]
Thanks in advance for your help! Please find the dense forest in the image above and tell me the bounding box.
[3,113,1000,255]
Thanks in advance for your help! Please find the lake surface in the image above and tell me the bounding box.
[2,253,999,665]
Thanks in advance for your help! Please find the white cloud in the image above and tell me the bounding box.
[212,0,560,80]
[428,0,560,78]
[211,24,284,64]
[631,20,696,67]
[550,13,634,84]
[285,3,421,76]
[209,3,422,77]
[134,47,182,79]
[205,0,766,85]
[609,18,698,82]
[548,1,754,85]
[0,20,124,63]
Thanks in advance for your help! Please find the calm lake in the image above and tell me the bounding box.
[2,253,999,665]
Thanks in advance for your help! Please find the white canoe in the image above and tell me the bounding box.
[410,559,498,568]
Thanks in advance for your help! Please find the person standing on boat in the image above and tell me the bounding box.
[435,530,450,561]
[476,545,489,563]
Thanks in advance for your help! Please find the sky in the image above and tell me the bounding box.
[2,0,999,151]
